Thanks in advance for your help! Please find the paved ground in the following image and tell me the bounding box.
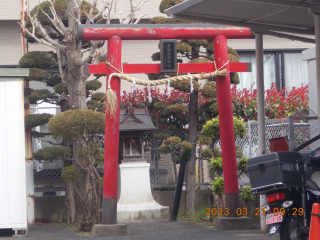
[0,220,280,240]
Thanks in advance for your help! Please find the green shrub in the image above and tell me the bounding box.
[165,104,188,114]
[29,89,53,104]
[33,146,68,161]
[48,109,105,141]
[23,68,50,81]
[210,157,223,177]
[201,149,212,158]
[86,80,102,91]
[211,177,224,195]
[177,141,192,162]
[91,92,106,101]
[54,83,68,94]
[240,186,255,202]
[25,113,53,129]
[201,82,217,98]
[61,165,82,182]
[19,51,56,68]
[171,79,200,93]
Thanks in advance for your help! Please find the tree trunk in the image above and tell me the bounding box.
[64,0,91,225]
[171,151,178,183]
[186,91,198,212]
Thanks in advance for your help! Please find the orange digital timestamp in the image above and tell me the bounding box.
[205,208,265,216]
[205,207,304,216]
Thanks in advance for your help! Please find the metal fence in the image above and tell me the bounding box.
[33,114,319,193]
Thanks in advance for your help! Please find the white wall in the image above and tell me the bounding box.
[0,21,22,65]
[302,47,317,114]
[0,79,27,229]
[0,0,20,20]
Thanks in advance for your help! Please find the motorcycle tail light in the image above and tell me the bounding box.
[267,193,286,203]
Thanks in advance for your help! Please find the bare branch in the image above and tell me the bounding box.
[118,0,124,23]
[80,41,98,66]
[23,12,67,51]
[134,13,148,24]
[85,0,98,24]
[121,0,149,24]
[40,8,64,36]
[66,9,81,24]
[18,21,57,50]
[47,0,68,36]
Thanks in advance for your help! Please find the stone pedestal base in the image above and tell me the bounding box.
[91,224,129,237]
[117,162,169,221]
[214,217,256,231]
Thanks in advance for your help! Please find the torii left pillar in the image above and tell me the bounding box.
[102,36,122,224]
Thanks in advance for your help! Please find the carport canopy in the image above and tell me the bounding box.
[164,0,319,43]
[164,0,320,232]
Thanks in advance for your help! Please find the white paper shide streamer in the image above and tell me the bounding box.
[131,77,136,93]
[148,83,152,103]
[189,75,194,93]
[167,79,171,97]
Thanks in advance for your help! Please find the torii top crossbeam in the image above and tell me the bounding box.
[77,24,253,40]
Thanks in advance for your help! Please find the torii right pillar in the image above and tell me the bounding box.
[214,35,240,213]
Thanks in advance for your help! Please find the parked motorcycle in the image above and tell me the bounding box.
[247,136,320,240]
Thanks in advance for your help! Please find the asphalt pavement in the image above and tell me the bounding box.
[0,220,280,240]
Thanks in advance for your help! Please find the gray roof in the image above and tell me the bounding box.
[164,0,318,43]
[119,107,156,132]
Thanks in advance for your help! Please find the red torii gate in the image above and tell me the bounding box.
[78,24,253,224]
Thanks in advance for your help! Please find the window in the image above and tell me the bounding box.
[237,50,308,91]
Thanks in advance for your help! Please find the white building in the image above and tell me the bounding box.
[0,0,315,92]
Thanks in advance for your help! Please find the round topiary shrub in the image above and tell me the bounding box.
[201,149,212,158]
[54,83,68,94]
[33,146,68,161]
[91,92,106,101]
[61,165,82,182]
[87,100,105,112]
[48,109,105,141]
[151,52,161,61]
[25,113,53,129]
[171,80,200,93]
[165,136,181,146]
[24,68,50,81]
[29,89,52,104]
[165,104,188,114]
[201,82,217,98]
[19,51,56,68]
[177,42,192,54]
[86,80,102,91]
[154,102,165,110]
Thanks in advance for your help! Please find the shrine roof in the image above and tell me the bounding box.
[164,0,317,42]
[119,107,156,132]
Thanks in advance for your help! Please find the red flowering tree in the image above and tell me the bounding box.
[231,83,309,121]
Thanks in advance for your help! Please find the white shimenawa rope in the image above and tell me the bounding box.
[131,77,136,93]
[105,60,229,118]
[167,79,171,97]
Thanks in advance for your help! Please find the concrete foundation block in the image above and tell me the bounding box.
[91,224,129,237]
[214,217,256,231]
